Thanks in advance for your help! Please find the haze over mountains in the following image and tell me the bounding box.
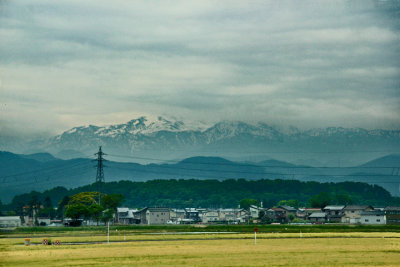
[1,116,399,202]
[3,116,400,167]
[1,150,399,203]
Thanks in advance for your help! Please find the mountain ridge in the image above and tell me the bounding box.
[2,116,400,166]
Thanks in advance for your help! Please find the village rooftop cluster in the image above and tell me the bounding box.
[1,205,400,229]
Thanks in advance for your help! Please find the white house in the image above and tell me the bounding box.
[360,210,386,225]
[249,205,263,218]
[201,210,220,223]
[0,216,21,228]
[342,205,374,224]
[117,207,139,224]
[135,207,170,225]
[170,209,186,223]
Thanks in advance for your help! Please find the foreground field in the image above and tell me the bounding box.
[1,232,400,266]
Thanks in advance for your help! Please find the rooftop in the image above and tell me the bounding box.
[360,210,385,216]
[308,212,326,218]
[323,205,345,211]
[344,205,373,210]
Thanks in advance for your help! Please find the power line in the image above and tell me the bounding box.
[1,152,399,185]
[0,161,92,184]
[1,150,400,190]
[0,165,93,187]
[107,153,400,169]
[110,163,400,180]
[1,151,398,182]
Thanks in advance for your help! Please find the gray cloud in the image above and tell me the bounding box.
[0,0,399,136]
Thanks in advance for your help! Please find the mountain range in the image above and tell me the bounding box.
[4,116,400,167]
[1,151,399,203]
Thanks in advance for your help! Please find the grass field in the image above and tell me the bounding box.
[1,230,400,266]
[5,224,400,235]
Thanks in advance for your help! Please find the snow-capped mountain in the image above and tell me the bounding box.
[8,116,400,165]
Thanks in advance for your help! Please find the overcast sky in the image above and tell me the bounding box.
[0,0,399,137]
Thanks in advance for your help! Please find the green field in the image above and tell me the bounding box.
[1,226,400,266]
[3,224,400,236]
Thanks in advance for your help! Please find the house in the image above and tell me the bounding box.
[117,208,140,225]
[170,209,186,223]
[219,209,247,223]
[185,208,201,223]
[296,208,321,220]
[135,207,170,225]
[385,207,400,225]
[322,205,345,223]
[201,209,220,223]
[249,205,264,218]
[308,212,327,223]
[0,216,21,228]
[342,205,374,224]
[360,210,385,225]
[266,208,287,223]
[199,208,248,224]
[278,205,297,214]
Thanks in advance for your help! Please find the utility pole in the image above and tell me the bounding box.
[95,146,106,183]
[95,146,106,205]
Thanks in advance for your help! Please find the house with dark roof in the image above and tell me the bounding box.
[117,207,140,225]
[277,205,297,214]
[266,208,287,223]
[385,207,400,225]
[296,208,322,220]
[322,205,345,223]
[308,212,326,223]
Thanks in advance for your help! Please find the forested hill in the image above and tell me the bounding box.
[6,179,400,211]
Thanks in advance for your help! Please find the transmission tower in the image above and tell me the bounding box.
[95,146,106,183]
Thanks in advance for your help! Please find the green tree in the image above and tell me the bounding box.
[65,203,88,223]
[239,198,259,210]
[101,194,125,211]
[88,203,104,225]
[44,196,53,209]
[335,193,353,205]
[101,209,114,224]
[64,192,99,225]
[57,195,70,219]
[64,192,125,225]
[278,199,299,209]
[308,192,331,208]
[68,192,99,206]
[258,210,272,224]
[287,213,296,222]
[101,193,125,222]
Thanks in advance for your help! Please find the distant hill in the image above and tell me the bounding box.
[0,151,399,203]
[361,154,400,168]
[20,152,58,162]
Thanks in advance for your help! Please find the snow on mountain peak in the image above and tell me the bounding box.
[58,116,212,139]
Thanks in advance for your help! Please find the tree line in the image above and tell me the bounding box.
[2,178,399,218]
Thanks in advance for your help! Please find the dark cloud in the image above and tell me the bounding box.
[0,0,399,135]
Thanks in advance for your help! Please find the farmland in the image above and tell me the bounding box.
[1,226,400,266]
